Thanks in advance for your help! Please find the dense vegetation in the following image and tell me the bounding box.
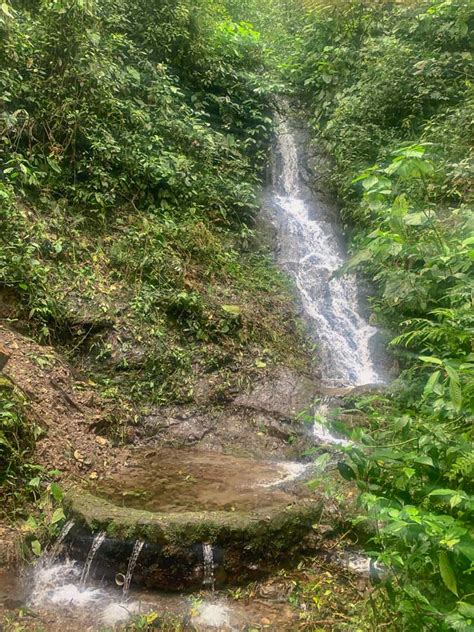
[292,1,474,629]
[1,0,473,629]
[0,0,311,522]
[0,0,308,410]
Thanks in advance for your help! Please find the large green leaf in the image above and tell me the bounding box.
[439,551,458,596]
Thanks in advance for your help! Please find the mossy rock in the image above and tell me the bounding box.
[65,491,322,590]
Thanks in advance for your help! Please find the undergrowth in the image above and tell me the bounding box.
[290,0,474,629]
[0,0,309,414]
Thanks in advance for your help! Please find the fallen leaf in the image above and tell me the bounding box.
[74,450,84,462]
[31,540,42,556]
[95,436,108,446]
[222,304,241,316]
[89,471,98,480]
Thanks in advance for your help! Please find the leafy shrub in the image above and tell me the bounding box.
[293,0,474,628]
[0,377,41,516]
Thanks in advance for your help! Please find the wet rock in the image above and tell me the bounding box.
[139,410,215,446]
[137,404,309,461]
[66,493,321,591]
[233,367,318,420]
[65,448,322,591]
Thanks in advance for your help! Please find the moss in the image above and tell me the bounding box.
[66,490,321,556]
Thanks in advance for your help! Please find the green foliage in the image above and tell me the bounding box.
[292,0,474,628]
[0,0,271,308]
[0,377,42,517]
[0,0,308,412]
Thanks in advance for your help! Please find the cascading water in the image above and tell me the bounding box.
[46,519,75,563]
[80,531,106,587]
[202,543,215,591]
[122,540,144,598]
[271,115,384,389]
[269,113,386,445]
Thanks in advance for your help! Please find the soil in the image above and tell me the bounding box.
[0,325,124,479]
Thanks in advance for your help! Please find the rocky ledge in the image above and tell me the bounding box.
[65,449,322,590]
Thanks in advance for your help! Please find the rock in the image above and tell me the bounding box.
[137,404,310,461]
[140,410,215,446]
[65,447,323,591]
[67,490,321,591]
[234,367,318,420]
[0,346,10,371]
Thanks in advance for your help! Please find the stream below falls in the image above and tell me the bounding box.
[0,113,388,630]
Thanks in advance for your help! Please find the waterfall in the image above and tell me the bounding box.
[80,531,106,587]
[271,115,384,388]
[47,519,75,563]
[202,543,215,590]
[122,540,144,598]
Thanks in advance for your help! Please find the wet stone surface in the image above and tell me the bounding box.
[65,446,322,591]
[90,448,311,513]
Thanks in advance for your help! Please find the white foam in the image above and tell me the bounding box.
[101,602,139,627]
[49,583,103,606]
[311,401,352,447]
[194,602,231,628]
[259,461,309,487]
[28,560,141,627]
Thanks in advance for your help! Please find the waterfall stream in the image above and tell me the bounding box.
[80,531,106,587]
[46,519,75,563]
[202,543,215,591]
[270,115,385,388]
[123,540,144,598]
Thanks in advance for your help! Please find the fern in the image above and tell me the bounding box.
[447,450,474,489]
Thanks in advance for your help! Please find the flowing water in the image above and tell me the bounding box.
[202,543,215,591]
[80,531,106,587]
[46,519,75,563]
[270,115,385,389]
[123,540,144,598]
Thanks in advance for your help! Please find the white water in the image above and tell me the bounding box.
[46,519,75,563]
[194,601,231,628]
[259,461,310,487]
[28,559,143,627]
[202,543,215,590]
[313,397,352,447]
[123,539,144,597]
[80,530,106,586]
[271,116,384,388]
[30,560,104,608]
